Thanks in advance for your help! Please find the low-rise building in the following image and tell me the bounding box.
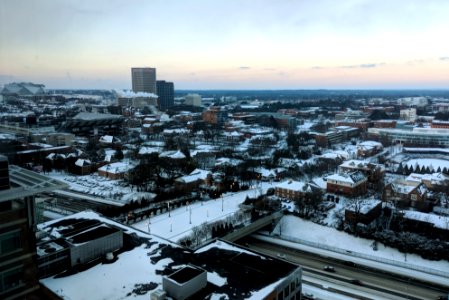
[275,180,312,201]
[405,172,449,190]
[39,211,303,300]
[315,126,359,147]
[345,199,382,226]
[367,127,449,147]
[184,93,202,107]
[382,180,429,211]
[174,169,212,193]
[338,160,385,183]
[98,161,135,180]
[326,171,367,196]
[357,141,383,157]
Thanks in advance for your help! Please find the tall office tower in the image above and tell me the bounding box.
[131,67,157,94]
[156,80,174,110]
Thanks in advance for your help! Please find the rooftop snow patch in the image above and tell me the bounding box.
[40,212,300,300]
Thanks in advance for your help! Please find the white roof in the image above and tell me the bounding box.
[98,162,134,174]
[276,180,310,192]
[340,159,369,169]
[99,135,113,143]
[138,146,160,155]
[406,172,449,184]
[358,141,383,148]
[159,150,186,159]
[75,159,91,167]
[346,199,381,214]
[403,211,449,230]
[327,172,366,184]
[176,169,210,184]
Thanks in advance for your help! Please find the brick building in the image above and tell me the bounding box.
[326,171,367,196]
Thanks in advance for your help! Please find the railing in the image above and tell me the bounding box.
[223,211,283,242]
[258,232,449,278]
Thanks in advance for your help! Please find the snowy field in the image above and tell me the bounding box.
[132,182,276,242]
[403,158,449,172]
[271,215,449,273]
[47,171,154,204]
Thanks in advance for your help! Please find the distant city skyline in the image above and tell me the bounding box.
[1,0,449,90]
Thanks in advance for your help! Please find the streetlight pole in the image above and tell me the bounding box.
[168,202,171,217]
[221,195,224,212]
[189,206,192,224]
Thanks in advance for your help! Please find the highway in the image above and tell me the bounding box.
[239,237,449,300]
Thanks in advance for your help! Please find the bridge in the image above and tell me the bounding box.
[222,211,284,242]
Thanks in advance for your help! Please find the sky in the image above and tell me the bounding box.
[1,0,449,90]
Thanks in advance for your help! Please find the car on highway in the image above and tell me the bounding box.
[303,292,315,299]
[349,279,363,286]
[323,265,335,272]
[276,253,286,259]
[343,260,356,267]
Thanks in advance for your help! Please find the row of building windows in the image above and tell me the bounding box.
[0,265,24,294]
[0,230,22,256]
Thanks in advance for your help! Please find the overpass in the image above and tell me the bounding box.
[222,211,284,242]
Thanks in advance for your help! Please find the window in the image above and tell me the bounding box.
[284,285,290,297]
[411,194,417,200]
[278,291,284,300]
[0,230,22,255]
[0,266,24,293]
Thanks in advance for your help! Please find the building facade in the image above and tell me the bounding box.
[326,171,367,196]
[131,67,157,94]
[367,127,449,147]
[0,158,66,299]
[156,80,174,110]
[184,94,202,107]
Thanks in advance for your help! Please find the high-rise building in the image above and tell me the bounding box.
[0,156,66,299]
[156,80,174,110]
[131,67,156,94]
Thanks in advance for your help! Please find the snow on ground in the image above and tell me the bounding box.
[132,182,276,242]
[47,171,154,204]
[271,215,449,274]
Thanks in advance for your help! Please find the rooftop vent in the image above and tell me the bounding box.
[162,265,207,300]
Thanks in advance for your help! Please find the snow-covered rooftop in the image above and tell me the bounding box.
[276,180,310,192]
[175,169,210,184]
[40,211,299,300]
[98,162,135,174]
[159,150,186,159]
[403,210,449,230]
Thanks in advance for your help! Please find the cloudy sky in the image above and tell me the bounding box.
[1,0,449,89]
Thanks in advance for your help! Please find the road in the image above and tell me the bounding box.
[240,237,448,300]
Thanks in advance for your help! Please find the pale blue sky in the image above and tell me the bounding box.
[1,0,449,89]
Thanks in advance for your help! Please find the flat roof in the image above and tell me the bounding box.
[0,165,67,202]
[40,212,300,300]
